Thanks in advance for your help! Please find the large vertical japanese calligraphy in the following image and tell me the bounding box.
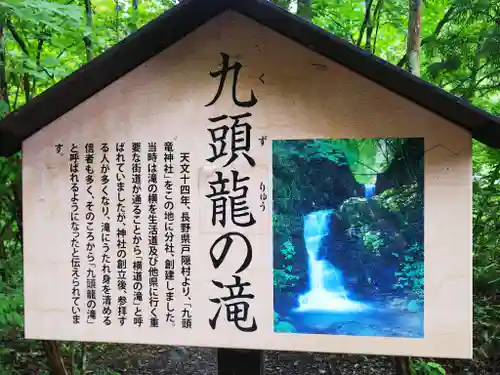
[204,52,258,332]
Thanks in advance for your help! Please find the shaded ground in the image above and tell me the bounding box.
[119,346,395,375]
[91,345,494,375]
[2,341,497,374]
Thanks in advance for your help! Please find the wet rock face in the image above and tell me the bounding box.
[323,184,423,304]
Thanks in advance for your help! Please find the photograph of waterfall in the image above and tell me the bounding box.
[272,137,424,338]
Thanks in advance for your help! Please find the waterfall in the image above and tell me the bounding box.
[296,210,366,313]
[364,183,376,198]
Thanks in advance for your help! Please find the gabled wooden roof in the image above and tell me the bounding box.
[1,0,499,156]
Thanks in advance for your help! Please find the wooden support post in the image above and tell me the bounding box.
[393,356,411,375]
[217,348,264,375]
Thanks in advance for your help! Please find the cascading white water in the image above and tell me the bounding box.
[364,183,376,198]
[296,210,367,312]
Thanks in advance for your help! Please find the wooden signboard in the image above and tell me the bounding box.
[2,0,484,361]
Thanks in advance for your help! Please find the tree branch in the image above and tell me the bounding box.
[31,37,45,94]
[6,20,29,56]
[371,0,384,53]
[366,0,383,52]
[7,20,54,83]
[464,39,484,100]
[474,69,500,88]
[357,0,374,47]
[23,73,30,103]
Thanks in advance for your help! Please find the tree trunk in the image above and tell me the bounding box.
[42,341,70,375]
[0,20,10,115]
[367,0,384,53]
[83,0,93,61]
[406,0,422,76]
[131,0,139,31]
[397,4,454,68]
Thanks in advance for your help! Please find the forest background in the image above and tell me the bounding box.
[0,0,498,374]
